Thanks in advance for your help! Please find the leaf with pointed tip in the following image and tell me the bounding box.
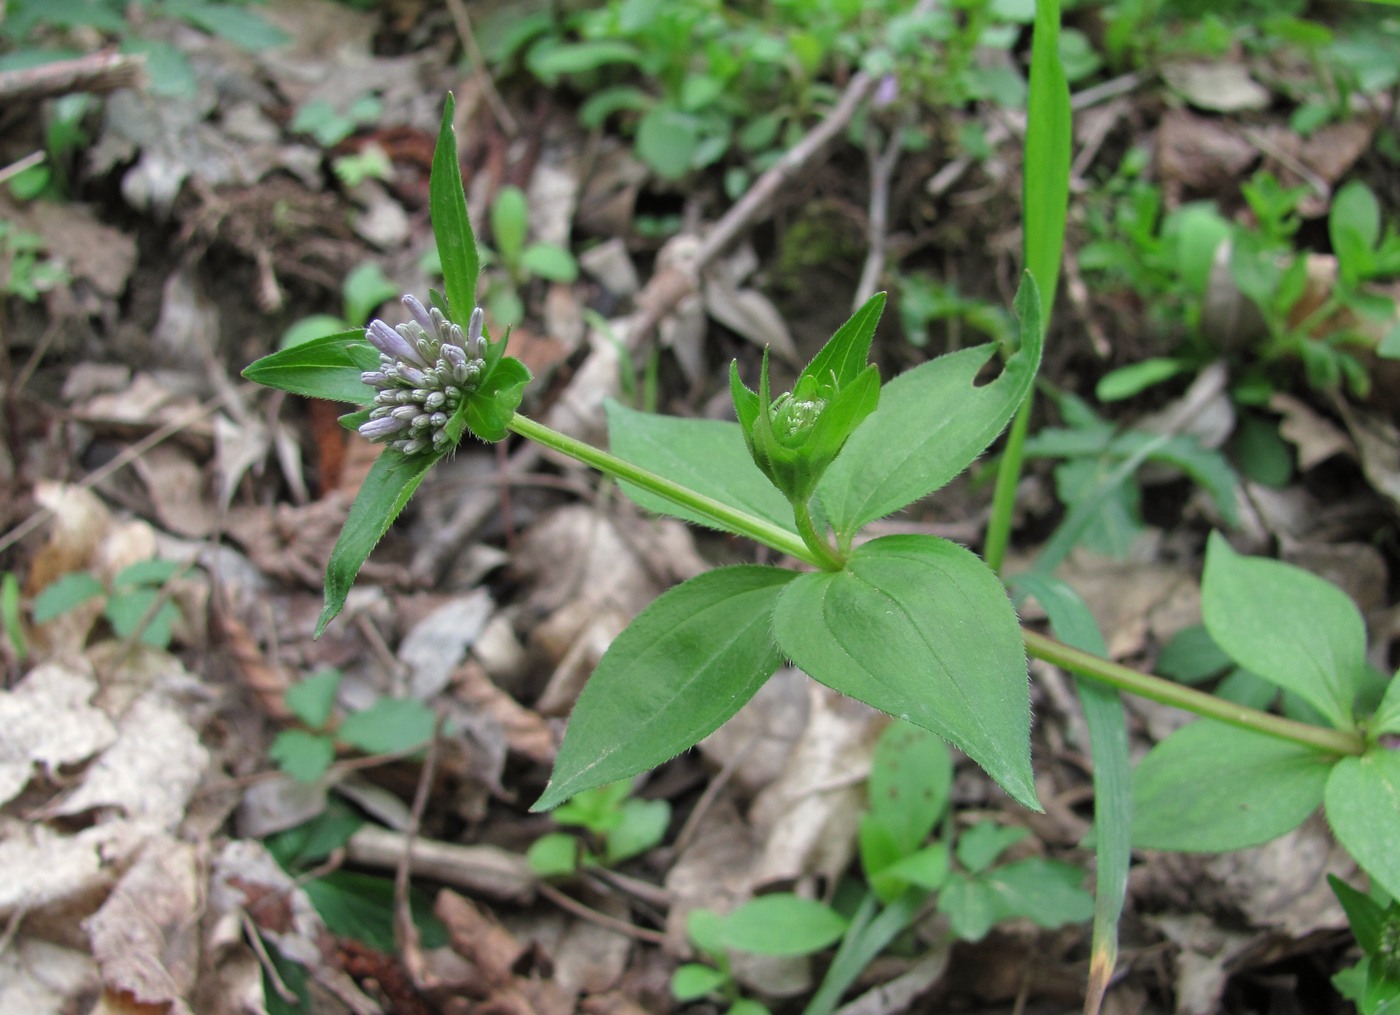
[534,566,796,811]
[773,534,1039,810]
[430,95,479,320]
[818,275,1042,536]
[242,330,375,404]
[317,448,441,635]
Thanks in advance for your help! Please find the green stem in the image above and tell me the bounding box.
[507,410,1366,759]
[1023,628,1366,757]
[984,395,1033,576]
[506,413,819,567]
[793,498,846,571]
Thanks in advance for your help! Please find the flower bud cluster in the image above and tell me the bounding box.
[359,297,486,454]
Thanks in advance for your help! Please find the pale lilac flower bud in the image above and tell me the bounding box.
[360,415,407,439]
[873,73,898,109]
[403,294,435,334]
[367,320,426,367]
[357,295,490,453]
[466,307,485,359]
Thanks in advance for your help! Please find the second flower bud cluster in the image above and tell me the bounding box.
[359,297,487,455]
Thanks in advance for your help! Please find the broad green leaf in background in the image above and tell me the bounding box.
[241,330,374,405]
[430,95,479,320]
[1202,531,1363,730]
[285,669,344,729]
[316,449,440,635]
[636,105,702,179]
[606,798,671,864]
[772,534,1039,811]
[1095,357,1191,402]
[818,275,1043,535]
[520,244,578,282]
[1331,180,1381,285]
[535,566,796,811]
[605,401,796,535]
[866,722,951,857]
[342,262,399,330]
[33,571,104,622]
[1132,719,1332,851]
[1326,750,1400,900]
[302,870,446,953]
[270,730,335,783]
[672,964,728,1001]
[956,822,1030,874]
[720,895,848,956]
[981,857,1094,928]
[491,185,529,268]
[338,697,436,756]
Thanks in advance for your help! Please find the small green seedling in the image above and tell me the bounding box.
[481,184,578,327]
[672,898,848,1015]
[1330,875,1400,1015]
[1021,388,1239,566]
[0,218,69,302]
[270,668,438,783]
[290,94,383,149]
[526,780,670,877]
[33,558,184,649]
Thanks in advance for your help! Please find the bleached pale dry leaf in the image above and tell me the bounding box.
[400,590,493,699]
[747,684,883,889]
[436,889,574,1014]
[699,666,809,796]
[0,937,100,1013]
[1281,541,1388,618]
[455,661,555,765]
[211,839,382,1015]
[53,694,209,831]
[543,326,625,445]
[349,177,410,248]
[1156,109,1257,200]
[153,264,219,370]
[534,606,628,715]
[1202,814,1351,938]
[665,794,756,948]
[0,819,143,917]
[28,482,114,594]
[77,373,213,442]
[0,660,117,808]
[1055,551,1200,660]
[131,445,218,540]
[578,238,640,297]
[84,834,202,1014]
[1162,61,1270,112]
[1150,913,1256,1015]
[1270,392,1353,470]
[511,894,632,996]
[703,273,800,365]
[236,773,328,840]
[1336,399,1400,514]
[214,412,272,512]
[659,290,708,386]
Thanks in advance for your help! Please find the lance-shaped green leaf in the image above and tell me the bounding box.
[242,330,376,404]
[772,534,1039,810]
[1202,531,1362,731]
[316,448,441,635]
[430,94,479,319]
[534,566,796,811]
[1132,719,1331,852]
[818,274,1043,536]
[804,291,885,391]
[1326,749,1400,900]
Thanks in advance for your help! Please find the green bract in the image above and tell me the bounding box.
[730,293,884,506]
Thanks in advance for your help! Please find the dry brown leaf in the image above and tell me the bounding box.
[455,661,555,765]
[1155,109,1257,202]
[0,937,100,1012]
[1270,392,1353,470]
[0,659,117,808]
[85,834,202,1014]
[747,684,882,890]
[436,889,574,1014]
[52,694,209,831]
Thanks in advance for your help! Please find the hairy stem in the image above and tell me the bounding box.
[506,413,818,567]
[793,498,846,571]
[1023,629,1366,756]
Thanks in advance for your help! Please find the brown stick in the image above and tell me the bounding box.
[0,50,147,104]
